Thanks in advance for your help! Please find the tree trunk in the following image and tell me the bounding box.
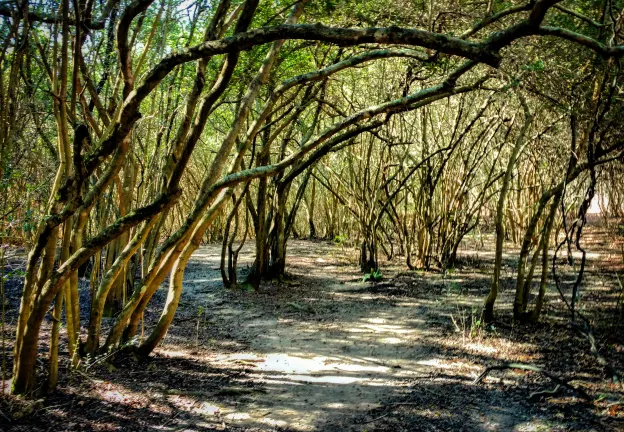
[532,193,560,321]
[484,93,531,322]
[308,175,317,238]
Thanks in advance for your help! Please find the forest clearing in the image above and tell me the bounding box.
[1,0,624,430]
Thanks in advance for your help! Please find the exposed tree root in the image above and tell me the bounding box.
[473,362,591,401]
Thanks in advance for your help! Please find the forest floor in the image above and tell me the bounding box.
[1,221,624,431]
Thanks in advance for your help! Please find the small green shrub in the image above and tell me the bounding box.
[363,269,383,282]
[333,234,348,245]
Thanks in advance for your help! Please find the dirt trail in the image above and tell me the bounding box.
[159,240,551,431]
[4,234,622,431]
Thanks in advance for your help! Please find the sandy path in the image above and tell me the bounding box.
[6,237,617,431]
[163,240,472,431]
[136,238,609,431]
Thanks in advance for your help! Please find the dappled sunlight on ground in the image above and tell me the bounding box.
[3,235,623,431]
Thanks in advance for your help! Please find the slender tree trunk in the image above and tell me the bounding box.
[484,94,531,322]
[308,175,317,238]
[532,193,560,321]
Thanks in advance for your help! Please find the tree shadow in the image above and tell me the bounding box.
[2,237,623,431]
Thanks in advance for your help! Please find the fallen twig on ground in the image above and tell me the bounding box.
[359,402,423,425]
[573,322,623,390]
[360,412,391,424]
[529,384,561,401]
[285,302,317,314]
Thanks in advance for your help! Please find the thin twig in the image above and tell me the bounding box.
[529,384,561,401]
[0,407,11,423]
[360,402,421,424]
[360,412,391,424]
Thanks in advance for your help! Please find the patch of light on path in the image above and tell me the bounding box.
[264,374,367,384]
[220,352,390,376]
[465,342,498,354]
[417,358,477,371]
